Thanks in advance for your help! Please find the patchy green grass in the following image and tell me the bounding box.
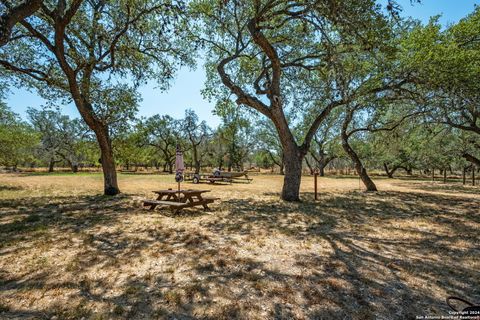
[0,173,478,319]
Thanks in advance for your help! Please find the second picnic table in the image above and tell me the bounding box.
[143,189,218,213]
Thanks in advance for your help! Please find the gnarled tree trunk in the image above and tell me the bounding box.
[319,155,335,177]
[271,105,307,201]
[383,162,400,178]
[48,157,55,173]
[342,109,377,192]
[281,145,304,201]
[93,124,119,195]
[278,152,285,175]
[67,159,78,173]
[305,156,314,175]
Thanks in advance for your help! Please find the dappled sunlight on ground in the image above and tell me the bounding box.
[0,173,479,319]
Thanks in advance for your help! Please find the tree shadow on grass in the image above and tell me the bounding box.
[0,184,23,191]
[395,181,480,195]
[201,190,479,318]
[1,190,478,319]
[0,195,129,252]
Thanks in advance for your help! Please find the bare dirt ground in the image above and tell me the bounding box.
[0,173,479,320]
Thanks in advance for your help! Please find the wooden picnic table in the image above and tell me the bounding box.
[143,189,219,213]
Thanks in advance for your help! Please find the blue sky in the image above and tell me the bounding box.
[5,0,479,128]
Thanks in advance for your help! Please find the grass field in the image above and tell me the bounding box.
[0,173,479,319]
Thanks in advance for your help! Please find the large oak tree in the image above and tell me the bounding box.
[193,0,404,200]
[0,0,191,195]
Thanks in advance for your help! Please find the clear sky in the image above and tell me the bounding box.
[5,0,479,128]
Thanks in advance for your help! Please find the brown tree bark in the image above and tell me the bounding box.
[383,163,396,178]
[463,153,480,167]
[342,109,377,192]
[384,163,392,178]
[192,145,201,174]
[473,167,476,186]
[0,0,43,46]
[401,166,413,175]
[66,159,78,173]
[271,105,306,201]
[281,142,304,201]
[305,156,314,175]
[310,150,335,177]
[93,124,119,195]
[48,157,55,173]
[318,156,335,177]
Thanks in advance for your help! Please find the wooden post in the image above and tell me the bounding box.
[314,170,318,200]
[178,181,181,201]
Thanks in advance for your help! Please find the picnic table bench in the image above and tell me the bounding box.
[143,189,219,213]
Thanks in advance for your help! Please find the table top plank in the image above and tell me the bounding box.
[182,189,211,194]
[143,200,185,207]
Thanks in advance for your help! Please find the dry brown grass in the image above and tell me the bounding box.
[0,172,479,320]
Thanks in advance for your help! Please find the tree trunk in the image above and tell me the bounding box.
[71,92,120,195]
[319,165,325,177]
[383,163,394,178]
[279,153,285,175]
[194,160,201,174]
[432,169,435,182]
[48,157,55,173]
[345,144,377,191]
[319,156,335,177]
[192,145,201,174]
[342,111,377,191]
[463,167,467,185]
[94,125,120,195]
[443,168,447,183]
[305,156,314,175]
[473,167,476,186]
[281,145,304,201]
[463,153,480,167]
[65,159,79,173]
